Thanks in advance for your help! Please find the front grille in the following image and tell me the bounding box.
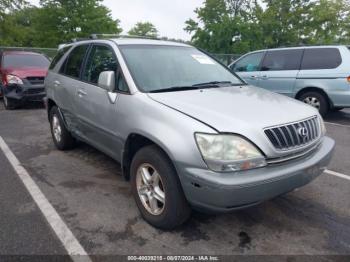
[264,116,320,150]
[25,88,45,95]
[27,77,45,85]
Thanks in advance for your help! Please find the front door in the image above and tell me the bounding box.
[74,44,126,159]
[231,51,265,87]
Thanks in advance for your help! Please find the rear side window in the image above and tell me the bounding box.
[261,50,303,71]
[232,52,264,72]
[49,46,72,70]
[60,44,89,78]
[301,48,342,70]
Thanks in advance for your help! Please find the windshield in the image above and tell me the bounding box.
[3,54,50,68]
[119,45,243,92]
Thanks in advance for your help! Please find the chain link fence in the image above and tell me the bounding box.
[0,46,57,59]
[211,54,242,65]
[0,46,242,66]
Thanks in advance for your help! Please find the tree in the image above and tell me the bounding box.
[0,0,29,45]
[128,22,158,37]
[0,6,38,46]
[33,0,122,47]
[0,0,27,18]
[185,0,261,54]
[186,0,350,54]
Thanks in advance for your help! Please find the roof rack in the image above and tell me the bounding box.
[90,34,160,40]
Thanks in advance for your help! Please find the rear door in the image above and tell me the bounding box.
[258,49,303,97]
[230,51,265,87]
[54,44,89,131]
[74,43,128,159]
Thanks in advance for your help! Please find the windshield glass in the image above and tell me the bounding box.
[3,54,50,68]
[119,45,243,92]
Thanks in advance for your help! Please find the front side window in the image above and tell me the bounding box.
[61,44,89,78]
[232,52,264,72]
[3,53,50,68]
[261,49,303,71]
[83,45,118,85]
[119,45,243,92]
[301,48,342,70]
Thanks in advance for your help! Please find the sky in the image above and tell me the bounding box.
[28,0,205,40]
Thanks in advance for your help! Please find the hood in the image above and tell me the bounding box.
[2,67,48,79]
[148,85,318,134]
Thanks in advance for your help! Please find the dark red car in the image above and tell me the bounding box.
[0,51,50,109]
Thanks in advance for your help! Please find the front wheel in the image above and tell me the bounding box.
[299,91,329,117]
[3,95,18,110]
[130,145,191,229]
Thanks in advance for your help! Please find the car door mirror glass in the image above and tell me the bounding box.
[98,71,115,92]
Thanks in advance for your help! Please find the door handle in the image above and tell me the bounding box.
[249,75,259,79]
[54,80,61,87]
[77,89,87,97]
[261,75,269,80]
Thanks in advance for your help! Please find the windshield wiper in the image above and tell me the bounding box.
[149,86,200,93]
[192,81,245,88]
[149,81,246,93]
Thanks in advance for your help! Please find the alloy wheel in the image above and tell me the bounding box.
[303,96,321,109]
[52,115,62,143]
[136,163,165,216]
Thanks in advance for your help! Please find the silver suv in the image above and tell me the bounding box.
[45,37,335,229]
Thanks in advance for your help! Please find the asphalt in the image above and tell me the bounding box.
[0,101,349,258]
[0,147,67,256]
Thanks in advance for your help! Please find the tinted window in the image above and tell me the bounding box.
[83,45,117,85]
[301,48,342,70]
[232,52,264,72]
[119,45,242,92]
[49,46,72,70]
[62,45,89,78]
[261,50,303,71]
[3,53,50,68]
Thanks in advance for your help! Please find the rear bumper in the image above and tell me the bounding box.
[178,136,335,213]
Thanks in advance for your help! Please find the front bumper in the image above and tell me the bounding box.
[2,83,46,103]
[178,136,335,213]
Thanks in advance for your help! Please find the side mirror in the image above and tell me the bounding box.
[98,71,115,92]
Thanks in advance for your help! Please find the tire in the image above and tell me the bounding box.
[130,145,191,229]
[3,95,18,110]
[332,107,344,112]
[299,91,329,117]
[49,106,76,150]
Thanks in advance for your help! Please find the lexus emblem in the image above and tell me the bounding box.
[298,127,309,138]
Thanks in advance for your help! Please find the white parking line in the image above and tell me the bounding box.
[325,121,350,128]
[0,136,91,262]
[325,169,350,181]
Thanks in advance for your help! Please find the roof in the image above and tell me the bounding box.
[111,38,190,47]
[253,45,347,53]
[59,37,191,49]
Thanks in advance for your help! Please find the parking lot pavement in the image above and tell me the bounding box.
[0,143,67,256]
[0,102,349,258]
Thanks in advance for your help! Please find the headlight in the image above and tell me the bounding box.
[319,117,326,135]
[195,133,267,172]
[6,74,23,85]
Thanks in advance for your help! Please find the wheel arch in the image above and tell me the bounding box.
[47,98,57,121]
[295,87,334,108]
[121,133,177,181]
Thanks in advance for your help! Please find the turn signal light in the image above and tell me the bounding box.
[347,76,350,83]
